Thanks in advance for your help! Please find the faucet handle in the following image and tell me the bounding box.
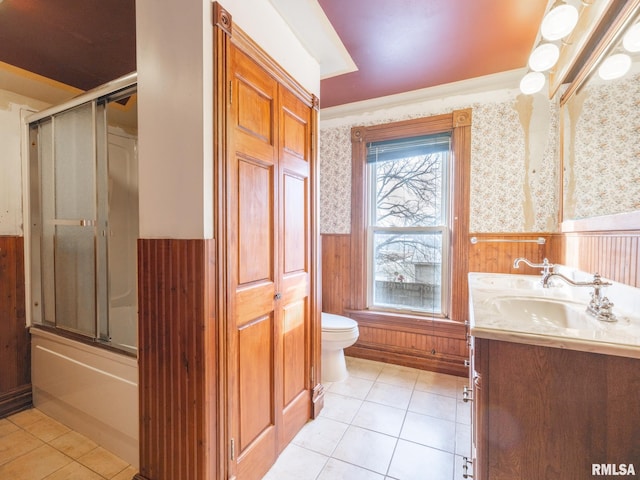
[592,273,612,286]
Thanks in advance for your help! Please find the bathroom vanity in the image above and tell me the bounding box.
[465,273,640,480]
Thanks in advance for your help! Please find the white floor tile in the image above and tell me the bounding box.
[346,357,384,381]
[329,376,374,400]
[455,422,471,458]
[414,371,460,398]
[264,359,467,480]
[351,401,406,437]
[320,392,364,424]
[262,443,328,480]
[376,365,419,389]
[365,382,412,410]
[408,390,457,422]
[332,426,397,475]
[292,417,349,456]
[388,439,454,480]
[399,411,456,453]
[317,458,385,480]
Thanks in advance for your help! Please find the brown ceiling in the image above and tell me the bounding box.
[0,0,135,92]
[0,0,546,108]
[318,0,548,108]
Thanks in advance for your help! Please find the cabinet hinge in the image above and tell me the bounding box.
[230,438,235,461]
[229,81,233,105]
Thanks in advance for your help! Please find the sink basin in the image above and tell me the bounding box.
[491,296,593,330]
[475,275,542,290]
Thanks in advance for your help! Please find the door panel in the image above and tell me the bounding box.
[277,85,312,449]
[236,78,273,143]
[283,174,307,273]
[238,158,273,284]
[282,300,306,406]
[229,45,279,480]
[238,315,273,451]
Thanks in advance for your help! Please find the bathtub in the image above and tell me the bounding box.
[30,328,139,467]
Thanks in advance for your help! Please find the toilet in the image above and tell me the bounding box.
[321,312,359,382]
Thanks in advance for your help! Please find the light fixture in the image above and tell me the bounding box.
[598,53,632,80]
[541,3,579,41]
[528,43,560,71]
[623,22,640,52]
[520,71,546,94]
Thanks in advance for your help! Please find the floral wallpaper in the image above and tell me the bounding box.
[469,95,558,232]
[319,89,559,234]
[563,72,640,219]
[319,127,353,233]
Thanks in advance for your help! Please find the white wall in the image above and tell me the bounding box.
[225,0,321,96]
[136,0,213,239]
[136,0,320,239]
[0,90,47,236]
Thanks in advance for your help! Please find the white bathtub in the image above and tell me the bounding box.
[30,328,138,467]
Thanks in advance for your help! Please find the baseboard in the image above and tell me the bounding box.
[0,384,33,418]
[346,345,467,377]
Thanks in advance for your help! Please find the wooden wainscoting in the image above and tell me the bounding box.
[0,236,31,417]
[345,310,467,376]
[468,232,561,275]
[321,234,351,315]
[136,239,217,480]
[562,231,640,287]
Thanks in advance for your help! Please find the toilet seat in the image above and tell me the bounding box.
[321,313,358,342]
[321,312,357,331]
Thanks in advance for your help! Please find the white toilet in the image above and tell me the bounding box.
[321,312,359,382]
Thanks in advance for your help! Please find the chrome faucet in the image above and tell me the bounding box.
[513,257,554,277]
[542,272,617,322]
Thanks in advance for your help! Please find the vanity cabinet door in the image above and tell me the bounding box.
[469,337,488,480]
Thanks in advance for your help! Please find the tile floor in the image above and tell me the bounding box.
[0,408,137,480]
[264,356,471,480]
[0,357,469,480]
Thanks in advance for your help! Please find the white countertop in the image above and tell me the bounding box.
[468,272,640,359]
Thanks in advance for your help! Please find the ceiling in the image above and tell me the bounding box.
[0,0,548,108]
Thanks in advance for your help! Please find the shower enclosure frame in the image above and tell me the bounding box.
[26,72,138,355]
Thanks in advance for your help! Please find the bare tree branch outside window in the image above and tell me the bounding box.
[369,145,448,313]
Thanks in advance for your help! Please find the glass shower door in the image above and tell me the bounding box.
[39,102,107,337]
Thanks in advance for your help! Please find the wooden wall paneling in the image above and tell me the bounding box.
[467,233,558,275]
[320,234,351,314]
[0,236,31,417]
[562,231,640,287]
[345,310,468,376]
[136,239,217,480]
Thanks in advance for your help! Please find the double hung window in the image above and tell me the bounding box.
[366,133,451,315]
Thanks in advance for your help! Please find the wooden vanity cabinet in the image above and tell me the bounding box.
[467,338,640,480]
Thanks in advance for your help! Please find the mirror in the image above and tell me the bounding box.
[561,1,640,227]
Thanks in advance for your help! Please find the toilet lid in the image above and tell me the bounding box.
[322,312,358,331]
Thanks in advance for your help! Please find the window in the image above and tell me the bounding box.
[367,134,451,315]
[350,110,472,322]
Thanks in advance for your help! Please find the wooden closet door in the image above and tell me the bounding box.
[277,85,312,448]
[228,45,280,480]
[227,42,314,480]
